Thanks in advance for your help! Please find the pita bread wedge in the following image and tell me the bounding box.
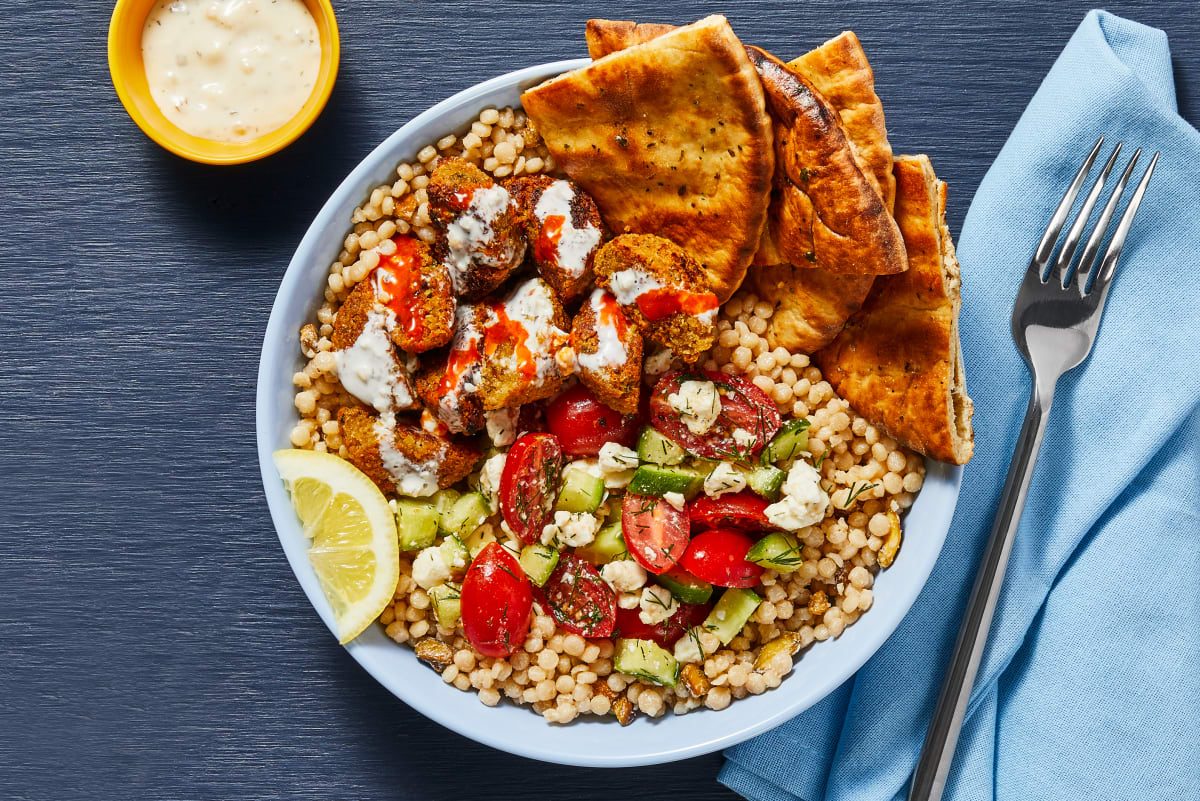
[585,19,677,58]
[588,23,895,214]
[755,32,896,352]
[522,15,773,301]
[754,264,875,353]
[814,155,974,465]
[787,31,894,212]
[747,46,906,277]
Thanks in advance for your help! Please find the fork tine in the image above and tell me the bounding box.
[1089,151,1159,295]
[1031,136,1105,281]
[1052,143,1123,286]
[1074,148,1141,291]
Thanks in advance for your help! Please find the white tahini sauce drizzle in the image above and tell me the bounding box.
[533,180,601,278]
[374,412,442,497]
[495,279,569,382]
[607,268,665,306]
[141,0,321,143]
[444,185,523,294]
[436,304,484,433]
[576,289,627,373]
[334,309,415,412]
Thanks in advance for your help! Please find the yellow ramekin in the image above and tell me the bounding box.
[108,0,340,165]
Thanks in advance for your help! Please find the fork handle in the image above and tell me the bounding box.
[907,385,1054,801]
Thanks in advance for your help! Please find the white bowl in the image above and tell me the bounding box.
[256,59,963,767]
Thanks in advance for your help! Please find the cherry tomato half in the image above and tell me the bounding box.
[499,433,563,544]
[622,493,690,575]
[460,543,533,657]
[678,528,763,588]
[690,491,772,532]
[614,601,711,648]
[545,384,639,457]
[649,370,781,460]
[536,554,617,638]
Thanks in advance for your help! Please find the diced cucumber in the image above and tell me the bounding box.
[744,465,786,501]
[703,588,762,645]
[627,464,706,500]
[431,488,461,521]
[761,418,811,466]
[746,532,802,572]
[519,543,560,587]
[575,521,628,565]
[614,638,679,687]
[657,565,714,604]
[464,525,497,559]
[438,535,471,577]
[440,492,490,539]
[637,426,685,465]
[555,463,605,514]
[428,583,461,629]
[395,500,440,551]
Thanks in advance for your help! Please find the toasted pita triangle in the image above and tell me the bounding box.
[813,155,974,465]
[747,46,905,277]
[523,15,773,301]
[787,31,894,212]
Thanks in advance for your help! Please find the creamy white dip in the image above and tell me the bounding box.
[141,0,321,143]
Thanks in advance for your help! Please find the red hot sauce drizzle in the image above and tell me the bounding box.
[371,235,426,343]
[635,287,720,322]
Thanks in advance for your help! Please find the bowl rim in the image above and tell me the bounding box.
[107,0,340,165]
[256,58,964,767]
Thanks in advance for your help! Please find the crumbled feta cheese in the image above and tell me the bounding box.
[478,452,506,511]
[673,627,704,664]
[598,441,639,471]
[600,559,647,593]
[704,462,747,499]
[540,510,600,548]
[617,591,641,610]
[667,380,721,435]
[662,491,687,511]
[638,584,679,625]
[764,459,830,531]
[484,407,519,447]
[598,442,638,488]
[732,427,757,451]
[644,346,676,376]
[412,545,452,590]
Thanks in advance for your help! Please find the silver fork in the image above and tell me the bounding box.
[906,136,1159,801]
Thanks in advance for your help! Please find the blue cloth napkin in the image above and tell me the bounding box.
[721,11,1200,801]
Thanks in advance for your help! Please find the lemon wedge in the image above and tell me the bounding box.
[273,449,399,643]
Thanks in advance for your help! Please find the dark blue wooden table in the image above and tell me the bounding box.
[2,2,1196,799]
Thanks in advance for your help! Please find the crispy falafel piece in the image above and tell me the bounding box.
[412,303,488,434]
[592,233,718,364]
[330,281,422,413]
[569,288,643,414]
[334,238,456,354]
[338,406,482,497]
[414,360,486,436]
[373,236,456,353]
[478,277,571,410]
[506,175,604,302]
[427,158,526,299]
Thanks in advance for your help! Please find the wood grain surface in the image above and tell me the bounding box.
[1,2,1196,799]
